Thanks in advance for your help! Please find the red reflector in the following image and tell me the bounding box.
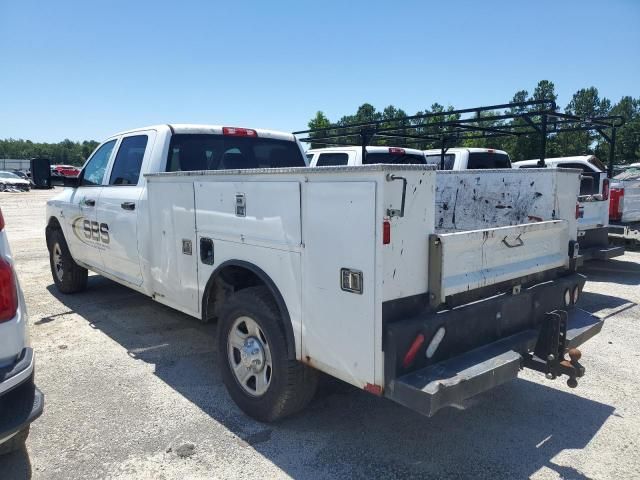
[222,127,257,137]
[383,220,391,245]
[388,147,405,155]
[575,203,584,219]
[402,333,425,369]
[0,257,18,323]
[364,383,383,396]
[602,178,610,200]
[0,208,4,231]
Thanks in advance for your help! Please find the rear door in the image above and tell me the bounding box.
[96,131,156,286]
[64,139,117,267]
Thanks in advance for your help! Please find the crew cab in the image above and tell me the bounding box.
[45,124,603,422]
[423,147,512,170]
[0,208,44,455]
[306,145,426,167]
[513,156,624,261]
[609,167,640,244]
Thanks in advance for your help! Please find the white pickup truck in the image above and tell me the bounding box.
[0,208,44,454]
[609,167,640,244]
[46,124,603,421]
[513,156,624,261]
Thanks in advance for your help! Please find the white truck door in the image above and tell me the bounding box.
[65,139,117,267]
[96,131,156,286]
[302,182,376,387]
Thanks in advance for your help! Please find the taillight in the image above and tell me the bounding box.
[0,257,18,322]
[602,178,610,200]
[388,147,405,155]
[609,187,624,221]
[383,219,391,245]
[575,203,584,219]
[222,127,257,137]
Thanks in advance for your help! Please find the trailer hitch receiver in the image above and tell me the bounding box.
[523,310,585,387]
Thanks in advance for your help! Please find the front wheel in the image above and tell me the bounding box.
[48,229,88,294]
[217,286,317,422]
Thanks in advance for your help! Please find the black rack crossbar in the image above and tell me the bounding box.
[294,100,625,176]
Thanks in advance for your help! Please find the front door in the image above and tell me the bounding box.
[96,131,155,286]
[64,139,117,268]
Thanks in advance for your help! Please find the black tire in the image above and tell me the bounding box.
[0,427,29,456]
[48,229,88,294]
[217,286,317,422]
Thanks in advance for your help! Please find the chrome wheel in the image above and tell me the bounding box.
[227,316,272,397]
[53,243,64,281]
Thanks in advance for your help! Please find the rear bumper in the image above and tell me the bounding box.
[0,349,44,443]
[609,222,640,242]
[578,226,624,261]
[386,308,601,417]
[384,273,602,417]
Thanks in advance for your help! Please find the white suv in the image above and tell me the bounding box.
[0,208,43,455]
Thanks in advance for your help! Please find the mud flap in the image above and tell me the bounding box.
[387,308,602,417]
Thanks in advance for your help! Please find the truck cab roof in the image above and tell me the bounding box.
[514,155,606,173]
[422,147,509,156]
[306,145,425,156]
[108,124,297,143]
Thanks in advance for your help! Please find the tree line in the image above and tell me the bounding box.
[0,138,99,166]
[307,80,640,164]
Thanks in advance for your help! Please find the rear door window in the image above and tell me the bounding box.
[424,154,455,170]
[109,135,148,185]
[363,152,425,165]
[166,134,305,172]
[467,152,511,169]
[316,153,349,166]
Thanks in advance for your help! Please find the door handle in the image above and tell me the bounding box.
[83,199,95,207]
[121,202,136,211]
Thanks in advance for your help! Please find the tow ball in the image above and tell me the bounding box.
[523,310,585,388]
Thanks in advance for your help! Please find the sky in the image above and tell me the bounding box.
[1,0,639,143]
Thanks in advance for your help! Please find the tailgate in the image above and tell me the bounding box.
[429,220,569,305]
[578,198,609,230]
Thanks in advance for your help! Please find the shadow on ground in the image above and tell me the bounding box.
[0,445,32,479]
[581,257,640,286]
[28,275,618,478]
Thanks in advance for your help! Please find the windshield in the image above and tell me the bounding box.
[362,152,425,165]
[0,171,21,179]
[614,168,640,181]
[467,152,511,169]
[166,134,306,171]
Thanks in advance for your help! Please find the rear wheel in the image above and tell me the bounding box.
[218,286,317,422]
[48,229,87,294]
[0,427,29,456]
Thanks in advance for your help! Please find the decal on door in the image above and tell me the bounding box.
[72,216,110,250]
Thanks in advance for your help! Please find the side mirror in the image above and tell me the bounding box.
[29,157,52,189]
[63,176,80,188]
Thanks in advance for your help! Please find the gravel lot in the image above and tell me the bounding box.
[1,188,639,479]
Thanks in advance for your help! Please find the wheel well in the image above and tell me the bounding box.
[45,216,62,249]
[202,261,296,359]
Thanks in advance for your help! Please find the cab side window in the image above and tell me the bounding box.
[109,135,148,185]
[81,140,117,186]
